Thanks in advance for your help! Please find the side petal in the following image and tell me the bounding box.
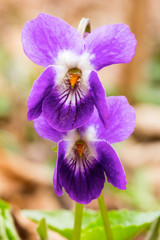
[27,65,56,120]
[42,84,94,132]
[22,13,84,67]
[89,71,108,128]
[55,140,105,204]
[85,24,137,71]
[80,96,136,144]
[94,140,127,190]
[53,155,63,196]
[33,114,66,143]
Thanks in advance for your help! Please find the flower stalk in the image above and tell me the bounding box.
[78,18,91,37]
[72,202,84,240]
[98,192,113,240]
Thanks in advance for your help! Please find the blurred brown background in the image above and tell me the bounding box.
[0,0,160,239]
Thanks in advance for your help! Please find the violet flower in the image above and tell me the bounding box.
[34,96,136,204]
[22,13,137,132]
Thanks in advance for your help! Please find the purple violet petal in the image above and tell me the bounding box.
[85,24,137,71]
[55,140,105,204]
[33,114,66,143]
[94,140,127,190]
[104,96,136,143]
[42,84,94,132]
[79,96,136,144]
[53,151,63,196]
[89,71,108,128]
[27,65,56,120]
[22,13,84,67]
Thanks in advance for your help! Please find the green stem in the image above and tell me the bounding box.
[98,192,113,240]
[72,202,84,240]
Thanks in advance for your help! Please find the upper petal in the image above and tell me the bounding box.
[22,13,84,67]
[27,65,56,120]
[94,140,127,190]
[105,96,136,143]
[33,114,66,143]
[79,96,136,144]
[89,71,108,128]
[54,140,105,204]
[85,24,137,71]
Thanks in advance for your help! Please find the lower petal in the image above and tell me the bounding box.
[94,140,127,190]
[42,85,94,132]
[55,140,105,204]
[27,66,56,120]
[89,71,108,128]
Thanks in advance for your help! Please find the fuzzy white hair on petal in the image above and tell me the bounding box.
[83,126,97,142]
[55,50,94,84]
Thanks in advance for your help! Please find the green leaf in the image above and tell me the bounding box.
[52,145,58,152]
[82,210,160,240]
[37,218,49,240]
[147,217,160,240]
[22,209,99,239]
[22,209,160,240]
[0,199,10,210]
[0,199,20,240]
[4,210,20,240]
[0,210,9,240]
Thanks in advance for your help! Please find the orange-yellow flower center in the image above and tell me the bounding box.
[75,140,86,157]
[65,68,82,89]
[69,73,80,89]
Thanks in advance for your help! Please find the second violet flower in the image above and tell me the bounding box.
[22,13,137,132]
[34,96,136,204]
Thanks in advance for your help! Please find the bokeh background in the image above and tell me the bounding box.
[0,0,160,239]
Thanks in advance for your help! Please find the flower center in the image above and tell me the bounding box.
[75,140,86,157]
[69,73,79,89]
[65,68,82,89]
